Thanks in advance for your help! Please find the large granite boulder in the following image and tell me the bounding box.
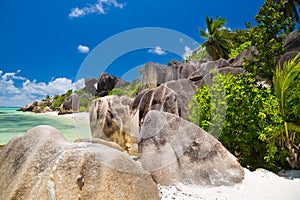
[0,125,159,200]
[58,93,80,115]
[141,62,182,90]
[17,100,39,112]
[132,79,197,126]
[139,111,244,186]
[83,78,97,95]
[95,73,119,97]
[89,96,137,155]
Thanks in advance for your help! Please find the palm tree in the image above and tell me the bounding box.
[276,0,300,23]
[199,16,233,61]
[273,52,300,168]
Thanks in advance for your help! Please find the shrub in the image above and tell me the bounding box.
[189,73,286,171]
[51,90,72,111]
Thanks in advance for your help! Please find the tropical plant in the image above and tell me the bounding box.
[273,52,300,169]
[243,0,295,82]
[189,73,285,171]
[276,0,300,23]
[199,16,234,61]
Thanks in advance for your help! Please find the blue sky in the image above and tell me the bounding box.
[0,0,265,106]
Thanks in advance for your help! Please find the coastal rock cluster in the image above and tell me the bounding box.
[3,32,299,199]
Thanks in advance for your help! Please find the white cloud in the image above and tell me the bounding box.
[0,70,85,107]
[179,38,184,44]
[69,0,126,18]
[77,45,90,54]
[148,46,167,56]
[183,46,193,59]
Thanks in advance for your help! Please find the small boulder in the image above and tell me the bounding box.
[139,111,245,186]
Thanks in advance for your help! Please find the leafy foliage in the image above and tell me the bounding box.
[229,41,252,58]
[243,0,295,81]
[273,52,300,168]
[51,89,73,111]
[189,73,286,171]
[109,79,140,98]
[199,16,234,61]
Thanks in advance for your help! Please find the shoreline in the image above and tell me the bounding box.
[37,111,90,123]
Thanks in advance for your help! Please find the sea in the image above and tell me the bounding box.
[0,107,91,145]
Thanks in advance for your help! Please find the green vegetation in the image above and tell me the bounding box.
[188,0,300,171]
[52,89,73,111]
[243,0,295,82]
[189,73,286,171]
[108,79,140,98]
[229,41,252,58]
[273,53,300,168]
[199,16,233,61]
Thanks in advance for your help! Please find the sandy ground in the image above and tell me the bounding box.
[38,111,90,122]
[159,168,300,200]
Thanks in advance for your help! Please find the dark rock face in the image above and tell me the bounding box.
[0,125,159,200]
[277,51,299,68]
[58,93,80,115]
[96,73,119,97]
[284,31,300,52]
[89,96,137,155]
[17,100,39,112]
[231,46,258,68]
[83,78,97,95]
[139,111,245,186]
[132,79,197,126]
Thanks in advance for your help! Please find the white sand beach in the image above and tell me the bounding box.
[159,168,300,200]
[38,111,90,122]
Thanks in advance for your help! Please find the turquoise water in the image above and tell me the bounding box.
[0,107,91,145]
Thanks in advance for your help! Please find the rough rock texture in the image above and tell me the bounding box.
[132,79,197,126]
[0,125,159,200]
[276,32,300,68]
[231,46,258,68]
[83,78,97,95]
[277,51,299,67]
[58,93,80,115]
[74,138,123,152]
[89,96,137,155]
[17,100,52,113]
[95,73,119,97]
[141,62,182,89]
[139,111,245,186]
[284,31,300,52]
[195,67,247,87]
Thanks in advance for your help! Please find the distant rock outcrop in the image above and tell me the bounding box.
[89,96,137,155]
[139,111,245,186]
[0,125,159,200]
[83,78,97,95]
[95,73,119,97]
[17,100,53,113]
[132,79,197,126]
[58,93,80,115]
